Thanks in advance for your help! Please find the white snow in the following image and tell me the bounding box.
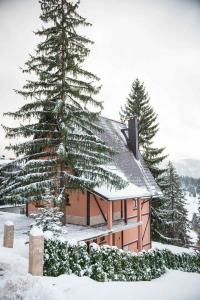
[0,212,200,300]
[94,165,151,200]
[0,211,32,238]
[4,221,14,226]
[0,158,14,166]
[43,231,54,240]
[185,192,199,221]
[0,211,140,244]
[185,192,199,243]
[152,242,194,254]
[62,219,141,242]
[30,226,44,237]
[94,181,151,200]
[0,204,24,209]
[135,159,163,197]
[1,265,200,300]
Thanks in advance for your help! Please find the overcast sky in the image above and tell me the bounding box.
[0,0,200,160]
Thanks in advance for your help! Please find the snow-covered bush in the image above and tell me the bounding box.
[30,207,64,236]
[67,240,90,277]
[44,236,69,277]
[161,249,200,273]
[44,239,200,281]
[89,243,107,281]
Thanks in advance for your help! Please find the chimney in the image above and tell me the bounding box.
[128,116,139,160]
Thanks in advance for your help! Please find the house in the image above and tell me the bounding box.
[28,116,162,252]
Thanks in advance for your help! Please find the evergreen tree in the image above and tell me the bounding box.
[153,161,191,246]
[120,78,167,183]
[120,78,168,241]
[0,0,125,218]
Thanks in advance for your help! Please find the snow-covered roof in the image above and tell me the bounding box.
[93,117,162,200]
[94,165,151,200]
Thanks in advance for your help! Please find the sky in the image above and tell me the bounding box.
[0,0,200,160]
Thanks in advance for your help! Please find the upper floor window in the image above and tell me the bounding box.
[133,199,137,209]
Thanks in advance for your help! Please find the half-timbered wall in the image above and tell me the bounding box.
[27,189,151,253]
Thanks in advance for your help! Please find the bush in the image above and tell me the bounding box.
[43,238,200,281]
[44,237,69,276]
[67,240,90,277]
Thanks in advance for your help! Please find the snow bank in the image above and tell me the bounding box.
[0,275,65,300]
[152,242,194,254]
[1,271,200,300]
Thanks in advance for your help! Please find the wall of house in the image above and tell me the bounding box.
[141,200,151,250]
[66,191,123,226]
[66,190,87,225]
[84,197,151,253]
[27,189,151,253]
[27,200,53,215]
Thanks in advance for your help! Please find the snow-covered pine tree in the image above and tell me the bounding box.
[0,0,126,218]
[120,78,167,241]
[120,78,167,183]
[154,161,191,247]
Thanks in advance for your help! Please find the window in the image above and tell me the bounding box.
[66,194,71,206]
[133,199,137,209]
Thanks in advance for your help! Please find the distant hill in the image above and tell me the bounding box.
[174,159,200,178]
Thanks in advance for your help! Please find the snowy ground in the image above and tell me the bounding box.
[1,270,200,300]
[0,240,200,300]
[185,192,199,221]
[152,241,194,254]
[0,211,200,300]
[185,192,199,243]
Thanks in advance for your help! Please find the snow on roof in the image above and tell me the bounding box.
[94,165,151,200]
[94,182,151,200]
[94,117,162,199]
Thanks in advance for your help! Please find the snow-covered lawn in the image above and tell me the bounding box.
[1,270,200,300]
[152,241,194,254]
[0,239,200,300]
[0,211,200,300]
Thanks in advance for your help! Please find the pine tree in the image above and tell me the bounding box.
[120,78,167,183]
[120,78,169,241]
[0,0,125,218]
[153,161,191,247]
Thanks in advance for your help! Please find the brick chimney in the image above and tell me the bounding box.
[128,116,139,160]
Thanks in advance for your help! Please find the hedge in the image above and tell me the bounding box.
[43,238,200,281]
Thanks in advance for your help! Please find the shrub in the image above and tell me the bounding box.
[43,236,69,276]
[43,238,200,281]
